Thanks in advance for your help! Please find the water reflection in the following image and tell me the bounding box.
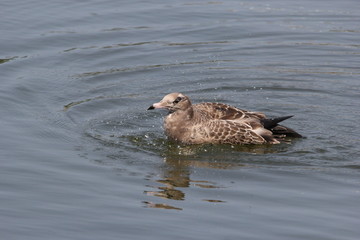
[145,159,190,201]
[143,143,247,210]
[142,201,182,211]
[143,140,296,210]
[144,153,230,210]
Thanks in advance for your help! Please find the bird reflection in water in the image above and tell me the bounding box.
[143,144,249,210]
[143,141,292,210]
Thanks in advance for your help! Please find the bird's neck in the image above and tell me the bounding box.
[168,105,194,122]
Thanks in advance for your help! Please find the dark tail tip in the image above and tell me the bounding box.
[272,125,303,138]
[261,115,293,130]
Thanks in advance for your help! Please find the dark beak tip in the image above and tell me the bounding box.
[147,106,155,110]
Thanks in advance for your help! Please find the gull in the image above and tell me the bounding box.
[148,92,302,144]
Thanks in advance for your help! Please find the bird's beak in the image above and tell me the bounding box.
[147,102,165,110]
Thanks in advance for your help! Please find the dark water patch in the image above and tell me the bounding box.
[0,57,20,64]
[143,201,182,210]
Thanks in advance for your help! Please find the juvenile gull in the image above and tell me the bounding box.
[148,93,302,145]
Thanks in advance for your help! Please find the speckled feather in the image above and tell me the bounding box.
[193,102,266,121]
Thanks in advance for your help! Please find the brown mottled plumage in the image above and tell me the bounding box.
[148,93,301,145]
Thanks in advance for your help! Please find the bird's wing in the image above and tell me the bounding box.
[194,102,266,121]
[202,119,274,144]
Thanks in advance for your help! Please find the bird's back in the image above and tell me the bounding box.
[193,102,266,122]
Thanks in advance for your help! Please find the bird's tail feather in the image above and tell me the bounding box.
[260,115,293,130]
[261,116,302,138]
[272,125,303,138]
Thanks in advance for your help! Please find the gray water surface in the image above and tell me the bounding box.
[1,0,360,239]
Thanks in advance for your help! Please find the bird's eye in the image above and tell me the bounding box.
[173,97,182,104]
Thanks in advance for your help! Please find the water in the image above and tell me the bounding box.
[1,0,360,239]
